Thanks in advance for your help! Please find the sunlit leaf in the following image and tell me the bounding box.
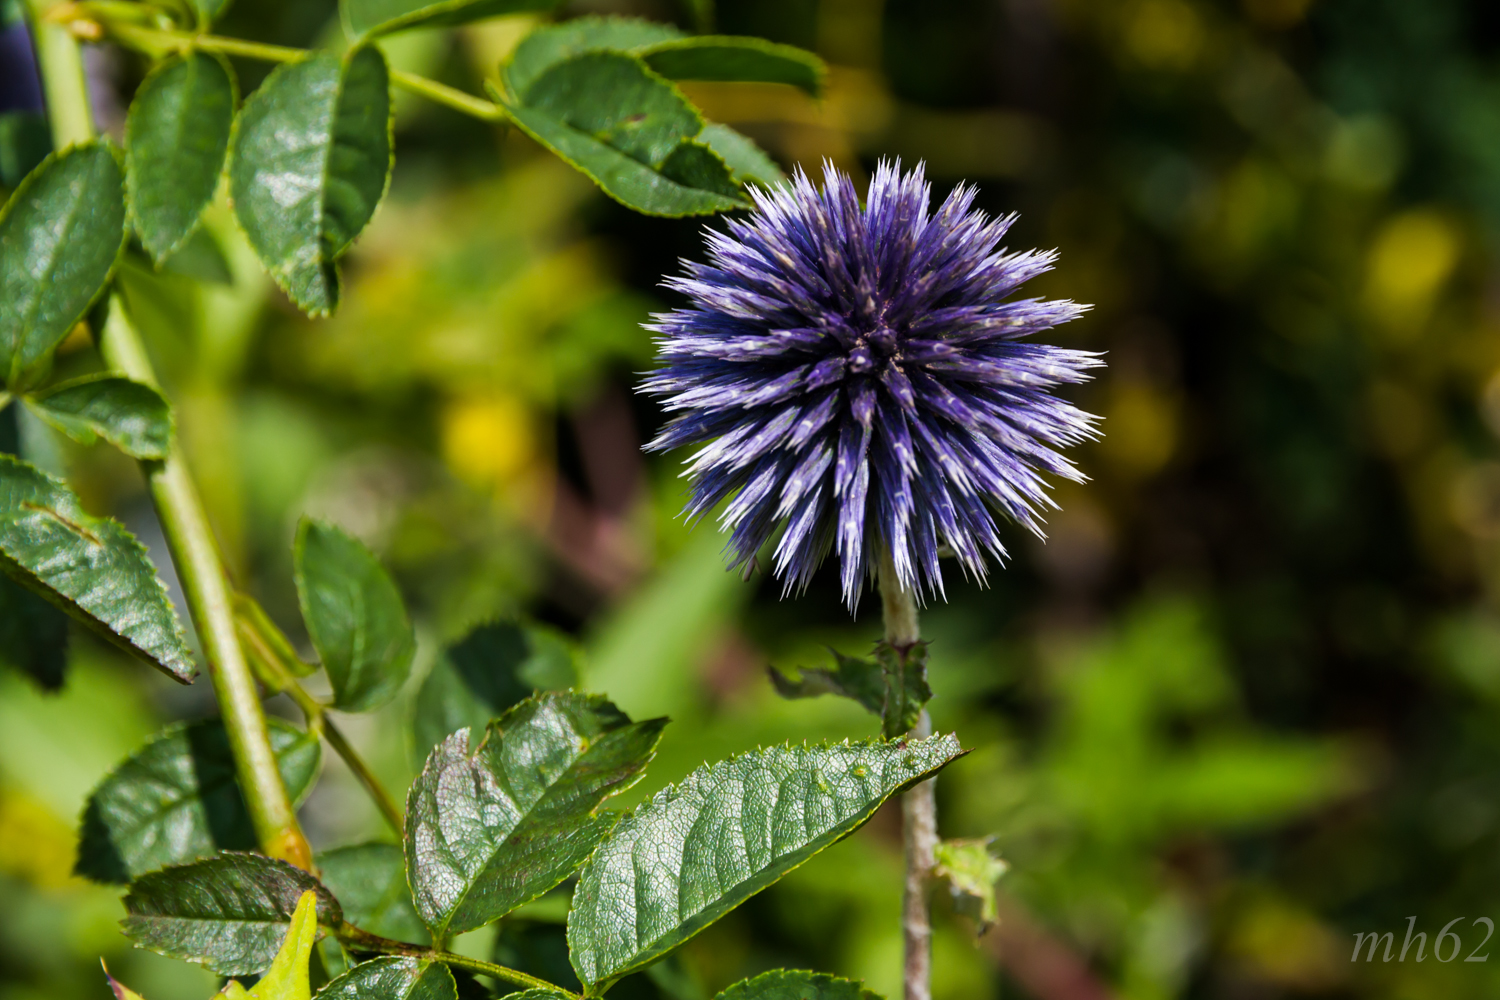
[567,735,966,987]
[294,518,415,713]
[0,142,126,389]
[406,692,665,938]
[252,889,319,1000]
[715,971,882,1000]
[313,956,458,1000]
[500,52,746,217]
[122,854,342,976]
[932,838,1007,931]
[76,718,322,884]
[230,46,392,316]
[25,373,173,459]
[317,843,428,945]
[342,0,559,40]
[0,453,194,681]
[125,52,236,263]
[411,620,579,768]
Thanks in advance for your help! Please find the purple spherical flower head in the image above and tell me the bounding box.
[643,160,1102,610]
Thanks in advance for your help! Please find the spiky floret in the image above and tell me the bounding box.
[643,160,1102,610]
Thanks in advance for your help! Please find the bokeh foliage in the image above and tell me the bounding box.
[4,0,1500,998]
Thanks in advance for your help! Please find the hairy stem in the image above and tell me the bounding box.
[878,551,934,1000]
[337,925,574,996]
[98,298,314,869]
[57,7,509,122]
[237,603,406,835]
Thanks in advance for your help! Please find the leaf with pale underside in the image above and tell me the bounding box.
[230,46,392,317]
[0,142,126,390]
[25,373,173,460]
[294,518,415,713]
[76,717,322,884]
[405,692,665,939]
[121,854,342,976]
[566,734,966,987]
[317,843,428,945]
[0,453,194,680]
[126,51,236,263]
[500,52,746,217]
[314,957,458,1000]
[342,0,560,40]
[715,971,882,1000]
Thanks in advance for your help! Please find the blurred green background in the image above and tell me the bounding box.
[5,0,1500,998]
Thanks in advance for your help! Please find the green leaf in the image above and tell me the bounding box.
[157,226,234,285]
[317,843,428,945]
[24,373,173,459]
[769,641,931,740]
[294,518,415,713]
[697,124,785,187]
[406,692,665,939]
[230,46,392,317]
[500,52,747,217]
[0,111,50,191]
[314,957,458,1000]
[411,620,579,768]
[0,453,194,680]
[122,853,343,976]
[0,573,68,690]
[76,717,323,884]
[638,36,824,96]
[0,142,126,389]
[932,838,1007,931]
[254,889,320,1000]
[715,971,881,1000]
[125,52,236,263]
[342,0,559,40]
[502,17,686,99]
[566,734,966,987]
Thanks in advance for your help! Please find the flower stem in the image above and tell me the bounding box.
[99,298,314,870]
[56,5,508,122]
[878,551,934,1000]
[236,601,406,835]
[336,925,574,997]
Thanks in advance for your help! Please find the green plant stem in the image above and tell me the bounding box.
[61,7,508,122]
[99,298,315,870]
[337,925,575,996]
[236,603,406,835]
[878,550,934,1000]
[25,0,94,147]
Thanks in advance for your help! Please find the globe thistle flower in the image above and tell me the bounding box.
[643,160,1102,610]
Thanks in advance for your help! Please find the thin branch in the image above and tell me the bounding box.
[337,925,576,997]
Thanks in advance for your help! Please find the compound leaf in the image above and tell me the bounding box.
[500,52,746,217]
[342,0,559,40]
[0,142,126,389]
[317,843,427,945]
[126,51,236,263]
[76,717,322,884]
[314,957,458,1000]
[567,734,965,987]
[121,853,342,976]
[0,453,194,680]
[715,971,882,1000]
[230,46,392,317]
[406,692,665,938]
[411,620,579,768]
[294,518,414,713]
[25,373,173,459]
